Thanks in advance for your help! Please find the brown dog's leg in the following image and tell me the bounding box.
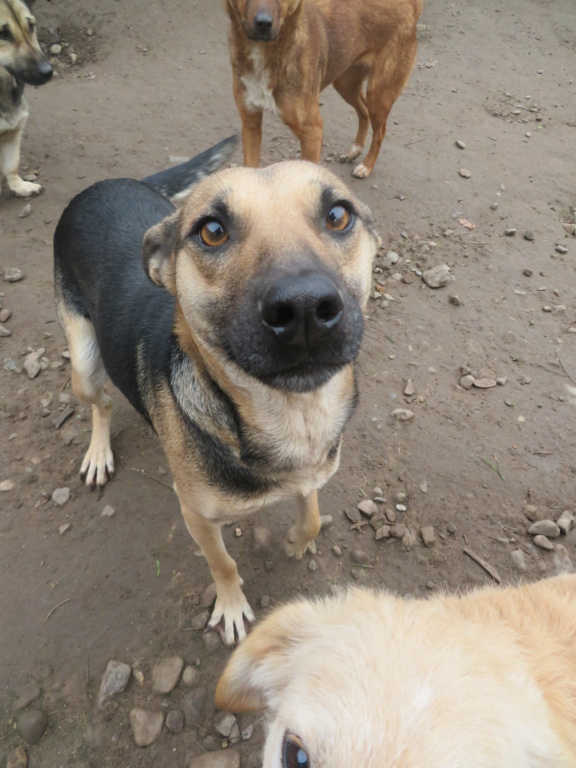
[233,76,264,167]
[178,494,255,645]
[333,67,370,162]
[282,102,324,163]
[283,490,321,559]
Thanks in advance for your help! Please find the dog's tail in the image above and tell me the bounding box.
[141,134,238,202]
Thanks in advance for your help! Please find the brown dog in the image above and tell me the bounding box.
[225,0,423,178]
[217,575,576,766]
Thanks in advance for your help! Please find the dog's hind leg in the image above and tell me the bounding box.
[333,67,370,163]
[283,490,321,560]
[0,120,43,198]
[58,306,114,487]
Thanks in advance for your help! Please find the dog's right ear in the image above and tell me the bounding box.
[215,600,317,713]
[142,213,180,292]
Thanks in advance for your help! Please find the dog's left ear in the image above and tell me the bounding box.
[215,600,317,713]
[142,212,180,292]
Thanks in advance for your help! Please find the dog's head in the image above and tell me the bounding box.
[0,0,52,85]
[225,0,302,42]
[143,161,378,394]
[215,589,571,768]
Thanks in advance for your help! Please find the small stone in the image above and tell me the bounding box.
[505,228,517,237]
[14,681,41,710]
[557,511,575,535]
[460,374,474,389]
[0,307,11,322]
[372,486,384,497]
[390,524,408,539]
[320,514,333,529]
[510,549,527,572]
[214,711,237,738]
[345,507,362,524]
[385,508,397,524]
[448,294,462,306]
[201,583,217,608]
[187,749,240,768]
[23,354,41,379]
[182,665,200,686]
[203,632,222,654]
[391,408,414,422]
[98,660,131,707]
[447,523,457,534]
[19,204,32,219]
[456,140,466,149]
[151,656,184,694]
[7,746,28,768]
[332,545,342,556]
[182,687,207,726]
[52,487,70,506]
[166,709,184,733]
[420,526,436,547]
[129,708,163,747]
[0,479,15,492]
[555,244,568,254]
[528,520,561,538]
[357,499,378,518]
[308,559,317,572]
[496,376,507,386]
[473,378,497,389]
[402,530,417,550]
[523,268,533,276]
[234,527,242,537]
[385,250,399,265]
[50,43,62,55]
[403,379,415,396]
[0,323,11,336]
[375,525,391,541]
[3,268,24,282]
[350,548,370,565]
[422,264,450,288]
[561,223,575,235]
[490,202,499,210]
[59,523,71,536]
[524,504,538,521]
[260,594,271,608]
[101,504,115,517]
[524,231,535,241]
[69,52,77,65]
[16,709,47,744]
[459,168,472,178]
[533,535,554,551]
[251,525,273,557]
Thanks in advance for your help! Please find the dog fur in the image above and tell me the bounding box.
[0,0,52,198]
[216,575,576,767]
[53,158,378,644]
[225,0,423,178]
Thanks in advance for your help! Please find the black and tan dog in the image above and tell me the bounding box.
[54,151,378,644]
[0,0,52,198]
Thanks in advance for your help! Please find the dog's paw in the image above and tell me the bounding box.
[80,444,115,488]
[339,143,363,163]
[9,179,44,198]
[207,586,255,645]
[352,163,372,179]
[282,526,315,560]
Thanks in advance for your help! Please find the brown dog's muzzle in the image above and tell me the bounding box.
[244,7,279,41]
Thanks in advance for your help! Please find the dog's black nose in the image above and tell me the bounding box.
[39,60,54,80]
[260,273,344,347]
[253,11,274,35]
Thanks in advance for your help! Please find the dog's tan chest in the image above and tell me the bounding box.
[241,49,278,115]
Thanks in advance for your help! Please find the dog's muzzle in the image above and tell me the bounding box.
[246,11,276,41]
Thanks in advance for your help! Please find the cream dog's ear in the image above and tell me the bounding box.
[215,600,317,712]
[142,212,180,292]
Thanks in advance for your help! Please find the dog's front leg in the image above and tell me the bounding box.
[283,489,321,559]
[282,103,323,164]
[178,493,255,645]
[232,75,263,167]
[0,122,43,198]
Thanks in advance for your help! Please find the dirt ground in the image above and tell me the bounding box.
[1,0,575,765]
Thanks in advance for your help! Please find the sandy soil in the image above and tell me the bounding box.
[0,0,575,766]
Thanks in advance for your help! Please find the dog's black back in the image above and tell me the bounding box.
[54,179,176,419]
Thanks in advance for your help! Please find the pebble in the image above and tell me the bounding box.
[7,746,28,768]
[523,268,533,276]
[182,686,207,727]
[557,511,575,535]
[357,499,378,518]
[391,408,414,422]
[385,508,397,523]
[345,507,362,524]
[52,487,71,506]
[203,632,222,654]
[533,535,554,551]
[403,379,415,396]
[166,709,184,733]
[182,665,200,686]
[420,526,436,547]
[456,140,466,149]
[459,374,474,389]
[473,378,497,389]
[0,307,11,322]
[402,530,417,550]
[555,244,568,254]
[490,202,499,210]
[98,660,131,707]
[448,294,462,306]
[23,354,41,379]
[252,525,273,557]
[510,549,527,572]
[187,749,240,768]
[375,525,391,541]
[528,520,560,538]
[16,709,47,745]
[320,514,333,529]
[101,504,116,517]
[385,250,399,265]
[505,228,517,237]
[14,681,41,711]
[3,268,24,283]
[191,610,210,629]
[151,656,184,694]
[201,583,217,608]
[260,594,271,608]
[422,264,450,288]
[308,559,317,572]
[524,231,535,241]
[458,168,472,178]
[50,43,62,55]
[0,479,15,491]
[372,486,384,497]
[19,204,32,219]
[350,548,370,565]
[496,376,507,386]
[447,523,457,534]
[390,524,408,539]
[69,52,77,65]
[129,708,163,747]
[59,523,71,536]
[0,323,11,336]
[214,712,238,738]
[332,545,342,556]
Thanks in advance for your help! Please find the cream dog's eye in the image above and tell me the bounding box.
[198,219,229,247]
[326,203,352,232]
[282,734,309,768]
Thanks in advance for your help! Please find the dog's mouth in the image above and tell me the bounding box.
[7,59,53,86]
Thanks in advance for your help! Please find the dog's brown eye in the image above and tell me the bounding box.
[326,204,352,232]
[283,735,309,768]
[29,21,36,33]
[0,25,12,41]
[198,220,229,248]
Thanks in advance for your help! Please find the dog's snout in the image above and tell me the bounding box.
[260,273,344,347]
[38,59,54,82]
[254,11,274,34]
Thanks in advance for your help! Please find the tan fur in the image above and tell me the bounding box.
[216,575,576,767]
[225,0,423,178]
[0,0,51,197]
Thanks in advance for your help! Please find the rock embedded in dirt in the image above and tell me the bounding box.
[58,523,71,536]
[375,525,391,541]
[50,43,62,55]
[459,374,474,389]
[505,228,517,236]
[332,545,342,556]
[308,559,317,572]
[191,610,210,630]
[420,526,436,547]
[23,354,42,380]
[182,686,207,726]
[390,524,408,539]
[403,379,415,396]
[187,749,240,768]
[523,504,539,521]
[19,204,32,219]
[151,656,184,694]
[473,378,497,389]
[555,244,568,254]
[402,530,417,550]
[52,487,70,506]
[182,665,200,686]
[345,507,361,524]
[422,264,450,288]
[533,535,554,551]
[203,632,222,655]
[129,708,163,747]
[0,479,15,492]
[201,583,217,608]
[510,549,527,572]
[357,499,378,518]
[449,294,462,306]
[370,515,386,530]
[391,408,414,422]
[14,681,41,711]
[100,504,116,518]
[166,709,184,733]
[16,709,47,745]
[0,307,11,322]
[524,230,535,241]
[528,520,560,538]
[350,548,370,565]
[7,746,28,768]
[523,268,533,276]
[252,525,273,558]
[319,514,333,529]
[98,661,131,708]
[456,139,466,149]
[0,323,11,336]
[214,712,238,738]
[3,268,24,283]
[458,168,472,178]
[496,376,507,386]
[556,510,575,535]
